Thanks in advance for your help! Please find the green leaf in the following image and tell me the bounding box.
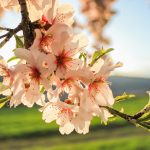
[12,49,16,52]
[92,51,101,62]
[14,35,24,48]
[90,48,114,66]
[108,116,117,122]
[115,92,135,102]
[7,56,18,63]
[0,101,6,108]
[0,96,10,104]
[0,96,10,109]
[40,86,45,94]
[79,53,87,63]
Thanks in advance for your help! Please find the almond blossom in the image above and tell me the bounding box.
[0,57,12,95]
[0,0,18,17]
[0,0,124,134]
[83,58,123,122]
[30,24,72,53]
[41,55,122,132]
[41,97,92,134]
[0,1,5,17]
[26,0,53,21]
[51,34,87,78]
[9,48,56,107]
[88,57,123,107]
[0,0,53,21]
[44,0,74,26]
[41,99,78,134]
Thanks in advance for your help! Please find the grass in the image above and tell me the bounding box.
[49,136,150,150]
[0,126,149,150]
[0,95,149,150]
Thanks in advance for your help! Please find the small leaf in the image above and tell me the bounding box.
[7,56,18,63]
[0,96,10,109]
[92,51,101,62]
[115,92,135,102]
[12,49,16,52]
[0,101,6,108]
[108,116,116,122]
[79,53,87,63]
[14,35,24,48]
[40,86,45,94]
[90,47,114,66]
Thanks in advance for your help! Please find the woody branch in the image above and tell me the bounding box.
[18,0,34,48]
[0,0,43,49]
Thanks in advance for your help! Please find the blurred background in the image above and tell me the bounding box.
[0,0,150,150]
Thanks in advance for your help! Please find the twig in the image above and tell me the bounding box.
[0,0,51,49]
[0,26,13,32]
[0,33,10,39]
[102,105,150,128]
[0,24,22,48]
[132,105,150,119]
[103,106,134,122]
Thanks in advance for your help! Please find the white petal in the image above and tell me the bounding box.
[42,103,59,123]
[15,48,32,62]
[59,122,74,135]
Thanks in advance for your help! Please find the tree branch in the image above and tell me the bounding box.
[132,105,150,119]
[101,105,150,130]
[0,26,13,32]
[0,1,51,49]
[0,24,22,48]
[0,33,9,39]
[18,0,35,48]
[103,106,134,122]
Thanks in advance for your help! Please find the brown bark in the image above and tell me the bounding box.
[18,0,35,48]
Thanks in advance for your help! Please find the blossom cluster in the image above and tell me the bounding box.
[0,0,122,134]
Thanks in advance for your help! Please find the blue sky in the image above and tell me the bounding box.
[0,0,150,78]
[105,0,150,78]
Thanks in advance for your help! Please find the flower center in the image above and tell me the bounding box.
[40,35,53,53]
[61,108,73,116]
[56,52,72,68]
[88,77,105,92]
[30,67,41,81]
[64,99,72,105]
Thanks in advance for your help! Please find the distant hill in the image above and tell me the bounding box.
[109,76,150,96]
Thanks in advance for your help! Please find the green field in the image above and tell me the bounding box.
[0,96,150,150]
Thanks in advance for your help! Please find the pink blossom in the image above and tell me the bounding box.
[0,56,12,95]
[44,0,74,26]
[9,48,56,107]
[41,100,78,134]
[30,24,72,53]
[0,56,12,86]
[88,57,123,107]
[41,98,92,134]
[27,0,53,21]
[52,34,87,78]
